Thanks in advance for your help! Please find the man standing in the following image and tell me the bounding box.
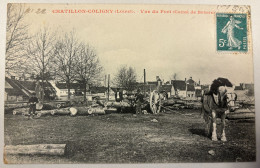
[28,92,39,118]
[135,88,144,114]
[115,88,123,102]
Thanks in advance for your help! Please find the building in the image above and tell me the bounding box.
[234,83,254,101]
[50,82,87,98]
[186,84,196,98]
[171,80,186,98]
[161,85,175,98]
[5,77,28,102]
[89,86,108,99]
[5,77,56,102]
[171,78,200,99]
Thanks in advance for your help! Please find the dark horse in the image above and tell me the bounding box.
[201,78,237,141]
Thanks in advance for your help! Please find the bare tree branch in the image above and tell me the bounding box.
[74,44,102,101]
[114,65,137,91]
[6,4,30,76]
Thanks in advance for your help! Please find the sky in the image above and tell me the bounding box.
[17,4,254,85]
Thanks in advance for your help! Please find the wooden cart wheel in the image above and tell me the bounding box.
[150,90,161,114]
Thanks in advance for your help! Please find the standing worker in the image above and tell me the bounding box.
[135,88,144,114]
[28,92,39,119]
[115,88,123,102]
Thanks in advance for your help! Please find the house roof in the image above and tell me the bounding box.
[235,86,243,90]
[187,78,195,85]
[90,86,107,93]
[17,80,36,91]
[147,81,158,85]
[187,84,195,91]
[171,80,186,91]
[161,85,172,92]
[56,82,85,90]
[5,77,27,97]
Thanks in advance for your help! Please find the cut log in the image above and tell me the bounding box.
[69,106,106,115]
[36,103,43,110]
[4,144,66,156]
[52,107,71,115]
[69,107,90,115]
[88,108,106,115]
[176,100,185,104]
[105,101,131,108]
[5,103,28,109]
[36,110,55,117]
[227,112,255,119]
[104,107,117,113]
[163,99,176,106]
[13,108,29,115]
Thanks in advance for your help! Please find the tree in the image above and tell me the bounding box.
[53,31,79,99]
[114,65,137,91]
[6,4,30,75]
[26,27,56,102]
[74,44,102,101]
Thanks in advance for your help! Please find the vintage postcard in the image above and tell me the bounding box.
[3,3,255,164]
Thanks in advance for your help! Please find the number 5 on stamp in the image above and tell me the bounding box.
[216,13,247,52]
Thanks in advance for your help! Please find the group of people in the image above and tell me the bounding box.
[115,88,145,114]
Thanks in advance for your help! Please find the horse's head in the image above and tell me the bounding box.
[221,86,237,111]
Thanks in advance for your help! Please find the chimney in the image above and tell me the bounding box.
[11,76,15,80]
[104,75,107,87]
[156,76,161,81]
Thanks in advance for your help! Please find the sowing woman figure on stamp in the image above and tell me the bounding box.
[221,16,244,50]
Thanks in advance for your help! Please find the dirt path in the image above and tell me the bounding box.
[4,109,256,163]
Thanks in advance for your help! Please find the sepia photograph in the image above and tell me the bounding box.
[1,1,258,166]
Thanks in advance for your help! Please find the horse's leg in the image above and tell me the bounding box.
[221,111,228,141]
[211,110,218,141]
[201,105,210,137]
[207,118,212,137]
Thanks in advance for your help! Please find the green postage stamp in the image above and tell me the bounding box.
[216,13,247,52]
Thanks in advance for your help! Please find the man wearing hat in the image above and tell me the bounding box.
[28,92,39,118]
[135,88,144,114]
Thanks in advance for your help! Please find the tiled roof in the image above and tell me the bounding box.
[161,85,172,92]
[235,86,243,90]
[171,80,186,91]
[17,81,36,91]
[56,82,85,90]
[147,81,158,85]
[5,77,27,96]
[90,86,107,93]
